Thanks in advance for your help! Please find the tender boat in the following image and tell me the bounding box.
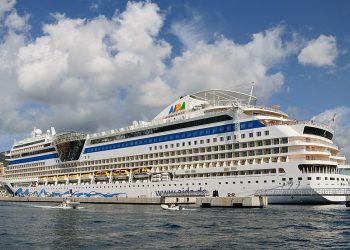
[59,198,80,209]
[161,204,183,211]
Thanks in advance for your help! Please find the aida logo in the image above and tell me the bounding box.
[169,102,186,114]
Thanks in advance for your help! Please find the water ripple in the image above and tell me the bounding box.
[0,203,349,249]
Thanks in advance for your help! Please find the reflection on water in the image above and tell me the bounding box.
[0,202,349,249]
[52,208,82,248]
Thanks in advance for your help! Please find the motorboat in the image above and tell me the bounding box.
[161,204,183,211]
[59,198,80,209]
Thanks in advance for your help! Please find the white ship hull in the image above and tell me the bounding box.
[11,169,349,204]
[4,89,350,204]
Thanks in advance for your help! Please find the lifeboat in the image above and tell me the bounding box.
[133,167,151,179]
[38,176,47,183]
[80,173,93,180]
[68,174,79,182]
[57,175,67,182]
[47,176,57,183]
[94,171,109,181]
[112,169,129,179]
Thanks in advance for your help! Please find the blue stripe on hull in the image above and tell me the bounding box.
[84,120,264,154]
[9,120,264,165]
[9,153,59,165]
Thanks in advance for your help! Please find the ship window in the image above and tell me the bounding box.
[248,181,251,183]
[257,132,261,137]
[265,131,269,136]
[303,126,333,140]
[330,177,335,180]
[220,137,224,141]
[316,177,321,180]
[282,178,286,181]
[206,139,210,143]
[308,177,312,180]
[281,137,288,144]
[213,138,217,142]
[241,134,245,139]
[249,133,253,138]
[298,177,302,181]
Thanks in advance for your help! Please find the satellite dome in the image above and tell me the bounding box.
[35,129,42,135]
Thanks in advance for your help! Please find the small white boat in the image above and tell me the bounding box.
[59,198,80,209]
[161,204,183,211]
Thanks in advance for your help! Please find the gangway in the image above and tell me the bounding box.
[0,178,15,196]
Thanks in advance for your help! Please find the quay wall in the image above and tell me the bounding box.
[0,196,268,207]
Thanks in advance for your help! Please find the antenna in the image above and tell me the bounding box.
[248,82,255,105]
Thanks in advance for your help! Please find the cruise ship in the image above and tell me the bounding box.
[2,89,350,204]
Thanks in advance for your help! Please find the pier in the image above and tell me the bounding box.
[0,195,268,208]
[197,196,268,208]
[346,196,350,207]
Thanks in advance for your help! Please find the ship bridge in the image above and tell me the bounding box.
[54,132,87,162]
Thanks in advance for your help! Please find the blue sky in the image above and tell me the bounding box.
[0,0,350,156]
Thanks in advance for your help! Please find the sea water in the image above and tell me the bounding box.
[0,202,349,249]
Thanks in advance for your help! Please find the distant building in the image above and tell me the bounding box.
[0,162,4,177]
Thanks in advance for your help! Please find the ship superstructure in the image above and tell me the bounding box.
[2,89,350,203]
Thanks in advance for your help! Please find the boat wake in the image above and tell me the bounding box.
[181,208,197,211]
[31,205,84,210]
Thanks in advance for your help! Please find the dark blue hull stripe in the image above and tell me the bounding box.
[9,120,264,165]
[9,153,59,165]
[84,120,264,154]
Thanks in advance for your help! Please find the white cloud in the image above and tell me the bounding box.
[0,2,310,152]
[313,107,350,160]
[0,0,15,19]
[89,3,99,12]
[1,2,173,139]
[4,10,29,31]
[170,27,292,101]
[298,34,338,67]
[170,13,205,50]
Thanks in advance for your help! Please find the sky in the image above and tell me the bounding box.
[0,0,349,158]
